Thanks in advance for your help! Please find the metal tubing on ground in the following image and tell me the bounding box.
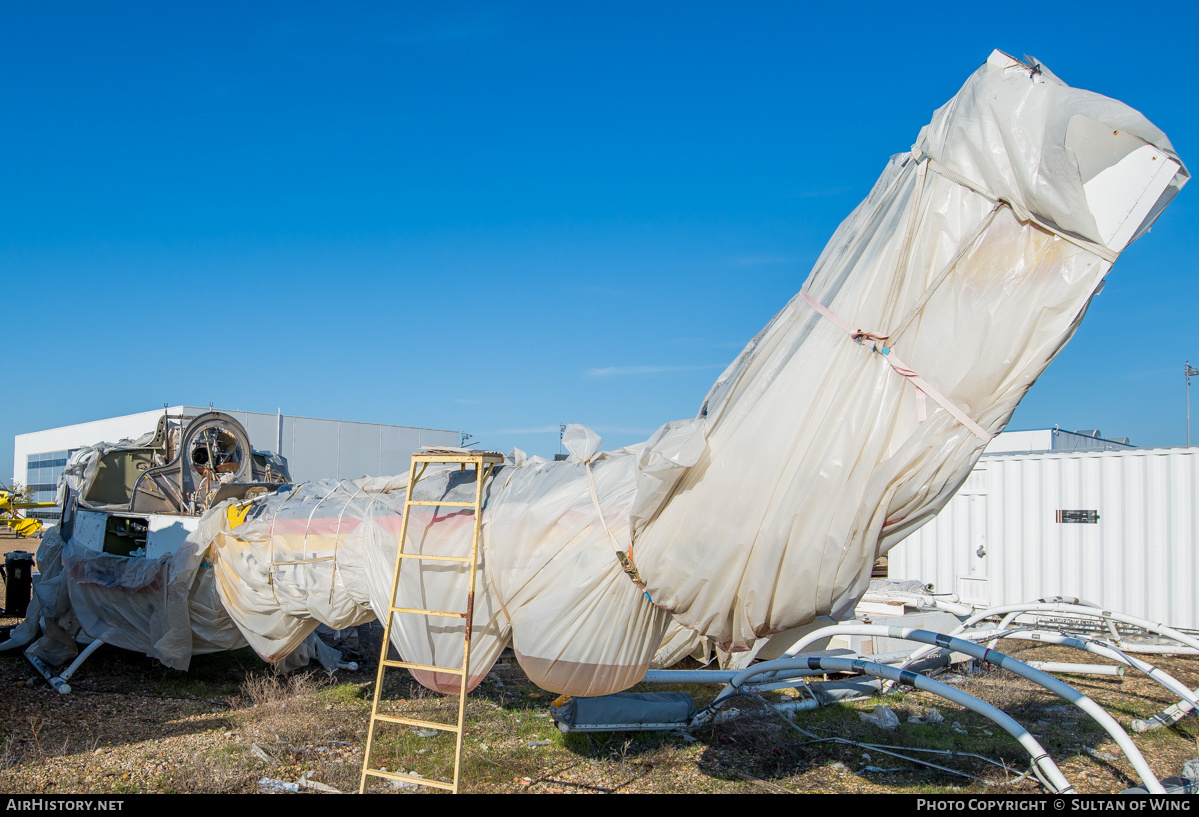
[999,631,1199,712]
[903,603,1199,670]
[642,649,939,687]
[777,625,1164,794]
[725,655,1074,794]
[947,603,1199,732]
[1025,662,1123,676]
[957,604,1199,655]
[24,649,70,694]
[57,638,104,684]
[1106,644,1199,656]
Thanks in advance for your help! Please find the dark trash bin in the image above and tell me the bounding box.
[3,551,34,618]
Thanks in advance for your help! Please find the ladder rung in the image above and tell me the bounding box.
[382,659,465,675]
[363,768,454,791]
[370,713,462,733]
[405,500,478,507]
[397,553,473,563]
[389,605,466,619]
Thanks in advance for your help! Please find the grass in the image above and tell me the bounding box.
[151,648,272,699]
[318,681,371,705]
[1,632,1198,794]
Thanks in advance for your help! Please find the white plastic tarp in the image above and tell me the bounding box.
[38,51,1187,698]
[197,51,1185,697]
[25,525,246,669]
[633,50,1187,649]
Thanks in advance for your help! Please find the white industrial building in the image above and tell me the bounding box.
[983,426,1133,454]
[887,430,1199,630]
[14,406,460,517]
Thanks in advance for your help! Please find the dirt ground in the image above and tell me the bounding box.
[0,531,40,562]
[0,614,1196,795]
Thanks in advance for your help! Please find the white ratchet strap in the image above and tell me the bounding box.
[800,290,992,444]
[583,460,646,590]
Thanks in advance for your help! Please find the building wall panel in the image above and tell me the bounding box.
[380,426,423,475]
[888,447,1199,629]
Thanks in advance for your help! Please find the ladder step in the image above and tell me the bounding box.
[389,605,467,619]
[396,553,473,563]
[382,659,465,675]
[405,500,479,507]
[363,768,455,791]
[370,713,462,733]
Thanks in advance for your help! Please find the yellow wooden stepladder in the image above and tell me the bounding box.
[359,448,505,794]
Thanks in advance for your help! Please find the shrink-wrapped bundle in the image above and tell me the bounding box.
[203,472,512,692]
[630,50,1187,650]
[192,51,1185,695]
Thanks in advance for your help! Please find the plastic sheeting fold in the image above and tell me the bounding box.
[33,51,1188,698]
[196,51,1185,696]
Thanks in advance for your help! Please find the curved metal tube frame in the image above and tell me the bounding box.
[710,654,1074,793]
[995,630,1199,711]
[776,625,1163,793]
[932,602,1199,732]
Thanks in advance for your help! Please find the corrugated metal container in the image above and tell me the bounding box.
[886,447,1199,629]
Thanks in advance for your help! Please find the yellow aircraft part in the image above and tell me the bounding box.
[0,517,42,537]
[0,491,52,536]
[0,491,56,512]
[227,502,254,529]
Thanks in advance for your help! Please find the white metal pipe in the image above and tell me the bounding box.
[904,602,1199,668]
[775,698,820,714]
[1030,597,1117,645]
[859,591,975,616]
[58,638,103,684]
[924,597,974,616]
[949,603,1199,729]
[1105,644,1199,656]
[991,609,1128,651]
[1000,630,1199,712]
[1025,662,1124,677]
[960,604,1199,654]
[778,624,1163,793]
[24,650,70,694]
[771,626,1018,693]
[733,655,1075,794]
[957,625,1199,735]
[991,614,1199,656]
[642,649,942,688]
[644,669,813,684]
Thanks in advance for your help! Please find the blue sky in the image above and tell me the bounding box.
[4,2,1197,479]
